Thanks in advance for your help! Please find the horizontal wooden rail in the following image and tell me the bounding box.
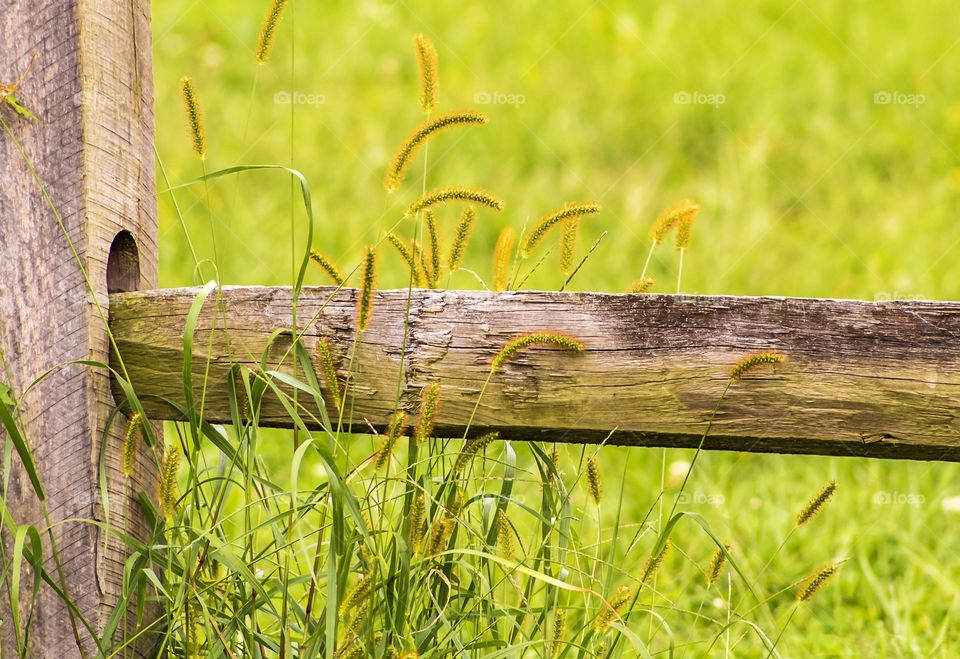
[109,286,960,461]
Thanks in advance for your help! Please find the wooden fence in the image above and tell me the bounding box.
[1,0,957,655]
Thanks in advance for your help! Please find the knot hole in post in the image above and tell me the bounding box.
[107,230,141,293]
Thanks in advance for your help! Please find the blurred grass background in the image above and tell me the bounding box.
[153,1,960,655]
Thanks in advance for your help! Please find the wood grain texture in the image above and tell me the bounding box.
[0,1,158,654]
[111,286,960,462]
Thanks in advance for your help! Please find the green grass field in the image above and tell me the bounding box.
[152,1,960,655]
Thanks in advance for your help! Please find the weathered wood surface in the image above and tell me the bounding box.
[111,286,960,462]
[0,1,158,654]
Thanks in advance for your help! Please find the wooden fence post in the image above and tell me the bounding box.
[0,1,158,654]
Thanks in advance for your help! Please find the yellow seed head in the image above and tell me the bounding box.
[797,480,837,526]
[159,447,181,518]
[628,277,655,294]
[339,575,372,617]
[342,601,370,645]
[386,111,488,190]
[309,249,346,286]
[494,510,515,557]
[448,206,476,272]
[585,455,603,505]
[446,486,466,518]
[641,540,672,585]
[315,338,342,412]
[405,186,503,218]
[356,246,377,332]
[798,563,841,602]
[491,332,585,372]
[414,382,441,444]
[234,369,250,421]
[551,609,567,657]
[649,199,700,244]
[594,585,633,631]
[492,227,515,292]
[521,202,601,257]
[429,516,454,556]
[676,213,696,250]
[374,412,406,471]
[425,210,441,288]
[255,0,289,64]
[706,542,731,588]
[385,233,423,287]
[729,351,786,381]
[121,412,142,478]
[413,34,439,113]
[408,492,426,553]
[559,218,579,274]
[180,76,207,161]
[452,432,498,476]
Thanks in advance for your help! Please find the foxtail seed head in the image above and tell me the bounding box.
[121,413,142,478]
[315,338,342,412]
[491,332,585,372]
[448,206,476,272]
[159,447,181,518]
[356,246,377,332]
[414,382,441,444]
[413,34,439,113]
[676,212,696,250]
[798,563,840,602]
[494,510,515,557]
[797,480,837,526]
[339,575,372,617]
[385,111,488,191]
[559,218,579,274]
[408,492,426,553]
[179,76,207,160]
[342,601,370,645]
[233,369,250,421]
[729,351,785,381]
[255,0,289,64]
[405,186,503,217]
[385,233,423,287]
[593,585,633,631]
[492,227,515,291]
[521,202,601,257]
[551,609,567,657]
[706,543,731,588]
[425,210,441,287]
[374,412,406,470]
[452,432,498,476]
[429,516,454,556]
[628,277,655,294]
[309,249,345,286]
[649,199,699,244]
[585,455,603,504]
[641,540,672,585]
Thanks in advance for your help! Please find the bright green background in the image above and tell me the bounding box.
[153,1,960,655]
